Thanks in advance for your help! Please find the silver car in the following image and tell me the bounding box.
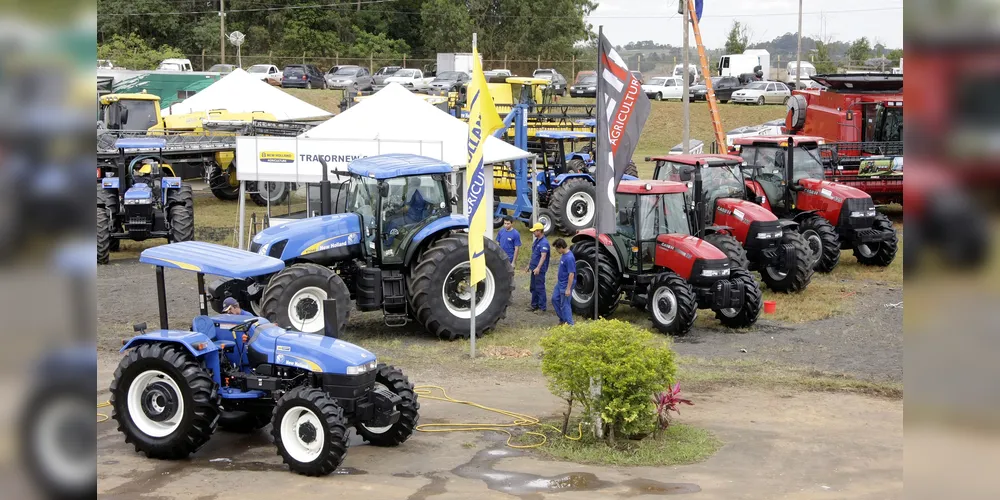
[325,65,373,91]
[730,81,791,105]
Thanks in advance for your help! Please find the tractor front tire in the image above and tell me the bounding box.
[356,364,419,446]
[853,213,898,267]
[798,214,840,273]
[166,186,195,243]
[260,263,351,335]
[249,181,291,207]
[272,387,348,476]
[409,233,513,340]
[760,231,814,293]
[569,241,621,318]
[97,207,111,265]
[704,233,750,270]
[537,208,555,236]
[218,411,271,433]
[97,189,120,256]
[624,161,639,178]
[208,165,240,201]
[715,268,763,328]
[567,158,586,173]
[647,271,697,336]
[549,178,596,235]
[109,344,220,459]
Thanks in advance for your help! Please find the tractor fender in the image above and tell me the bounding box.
[404,214,470,266]
[791,210,820,224]
[552,173,594,187]
[703,224,735,235]
[565,152,591,163]
[621,174,639,181]
[100,177,119,190]
[121,330,220,358]
[572,229,622,270]
[777,219,799,231]
[160,177,182,190]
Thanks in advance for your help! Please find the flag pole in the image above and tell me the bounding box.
[470,31,478,358]
[594,25,603,321]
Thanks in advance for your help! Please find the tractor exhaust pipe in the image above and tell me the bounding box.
[318,158,331,216]
[322,299,339,338]
[693,161,705,238]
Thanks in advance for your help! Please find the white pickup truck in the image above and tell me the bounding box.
[383,68,434,91]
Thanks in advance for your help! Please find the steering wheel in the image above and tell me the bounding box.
[229,317,259,334]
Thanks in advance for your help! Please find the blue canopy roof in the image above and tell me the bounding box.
[348,154,453,179]
[577,119,596,127]
[140,241,285,278]
[535,130,595,140]
[114,137,168,150]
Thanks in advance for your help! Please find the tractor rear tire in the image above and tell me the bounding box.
[624,161,638,178]
[208,165,240,201]
[250,181,291,207]
[408,233,513,340]
[760,231,814,293]
[853,213,898,267]
[110,344,220,459]
[569,241,621,318]
[704,233,750,270]
[97,189,120,253]
[260,263,351,335]
[97,207,111,265]
[549,178,596,235]
[218,411,271,433]
[715,268,763,328]
[166,186,195,243]
[797,214,840,273]
[356,364,419,446]
[567,158,586,173]
[647,271,697,336]
[272,386,348,476]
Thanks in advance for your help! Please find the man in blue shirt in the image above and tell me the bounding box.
[222,297,253,317]
[496,217,521,265]
[527,223,550,312]
[551,238,576,325]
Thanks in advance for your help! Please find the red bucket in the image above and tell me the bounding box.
[763,300,777,314]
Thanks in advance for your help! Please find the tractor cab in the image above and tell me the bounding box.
[99,92,162,132]
[537,130,597,176]
[733,136,828,212]
[610,181,693,272]
[650,154,750,229]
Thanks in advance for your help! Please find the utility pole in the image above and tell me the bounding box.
[219,0,226,64]
[795,0,803,90]
[682,0,690,154]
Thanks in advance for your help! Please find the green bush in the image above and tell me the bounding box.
[540,319,677,443]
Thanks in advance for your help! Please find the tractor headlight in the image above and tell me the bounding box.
[850,208,876,218]
[123,198,152,205]
[257,243,269,255]
[755,230,783,240]
[346,360,378,375]
[701,268,730,278]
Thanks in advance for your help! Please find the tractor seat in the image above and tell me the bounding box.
[192,315,219,340]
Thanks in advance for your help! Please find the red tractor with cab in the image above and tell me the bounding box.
[733,136,898,272]
[647,154,814,293]
[569,180,762,335]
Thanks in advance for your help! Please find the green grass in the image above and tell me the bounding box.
[539,422,722,467]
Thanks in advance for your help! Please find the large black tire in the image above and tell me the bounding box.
[647,271,697,336]
[217,411,271,433]
[704,233,750,270]
[853,213,898,267]
[166,186,194,243]
[97,189,120,254]
[549,178,596,235]
[715,268,763,328]
[97,206,111,265]
[786,94,807,132]
[797,214,840,273]
[569,241,621,318]
[356,364,419,446]
[208,164,240,201]
[537,208,555,237]
[566,158,586,173]
[21,383,96,499]
[760,231,814,293]
[260,263,351,335]
[493,195,505,229]
[408,233,513,340]
[271,386,348,476]
[624,161,638,178]
[109,344,220,459]
[249,181,291,207]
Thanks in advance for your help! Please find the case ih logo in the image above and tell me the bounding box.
[659,242,693,259]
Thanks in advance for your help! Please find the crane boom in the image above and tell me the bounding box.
[686,0,728,151]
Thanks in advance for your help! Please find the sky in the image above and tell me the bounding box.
[584,0,904,49]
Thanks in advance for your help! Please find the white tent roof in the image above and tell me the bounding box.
[165,68,332,121]
[300,83,530,165]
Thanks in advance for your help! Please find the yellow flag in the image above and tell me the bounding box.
[467,46,505,285]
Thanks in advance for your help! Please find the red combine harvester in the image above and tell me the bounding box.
[784,74,903,205]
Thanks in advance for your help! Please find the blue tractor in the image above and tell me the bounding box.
[110,241,419,476]
[208,154,514,340]
[97,138,194,264]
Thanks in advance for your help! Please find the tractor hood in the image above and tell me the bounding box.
[251,214,364,261]
[714,198,778,223]
[124,183,153,200]
[656,233,729,260]
[272,331,377,374]
[797,178,871,202]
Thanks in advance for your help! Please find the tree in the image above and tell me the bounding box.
[887,48,903,64]
[420,0,472,53]
[97,33,184,70]
[847,37,872,65]
[724,20,750,54]
[813,40,837,74]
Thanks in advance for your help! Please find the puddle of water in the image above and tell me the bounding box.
[452,448,614,499]
[393,472,419,478]
[407,473,448,500]
[620,478,701,496]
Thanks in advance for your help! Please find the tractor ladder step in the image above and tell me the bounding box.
[380,270,409,326]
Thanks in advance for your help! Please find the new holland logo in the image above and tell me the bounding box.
[259,151,295,164]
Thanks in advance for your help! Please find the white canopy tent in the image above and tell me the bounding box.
[165,68,332,121]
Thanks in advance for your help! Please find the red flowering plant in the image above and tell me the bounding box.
[652,383,693,434]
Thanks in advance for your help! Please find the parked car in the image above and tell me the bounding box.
[372,65,402,89]
[97,59,115,70]
[207,64,236,74]
[247,64,281,85]
[484,69,512,81]
[689,76,743,103]
[574,70,596,84]
[569,73,598,98]
[325,65,373,91]
[428,71,471,94]
[384,68,433,91]
[281,64,326,89]
[157,58,193,72]
[730,81,791,105]
[630,70,644,84]
[641,76,684,101]
[532,68,567,96]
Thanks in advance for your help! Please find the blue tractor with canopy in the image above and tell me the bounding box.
[110,241,419,476]
[208,154,514,341]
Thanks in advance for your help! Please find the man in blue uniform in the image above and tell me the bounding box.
[527,222,549,312]
[551,238,576,325]
[222,297,253,317]
[496,217,521,265]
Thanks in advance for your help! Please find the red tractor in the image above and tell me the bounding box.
[569,180,762,335]
[733,136,898,272]
[647,154,814,293]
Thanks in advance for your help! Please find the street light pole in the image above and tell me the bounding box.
[796,0,803,90]
[682,0,690,154]
[219,0,226,65]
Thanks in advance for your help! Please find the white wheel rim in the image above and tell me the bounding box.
[441,262,496,319]
[803,231,822,267]
[571,262,594,304]
[261,182,287,203]
[765,265,788,280]
[651,286,678,325]
[566,192,595,227]
[288,286,328,333]
[719,307,739,317]
[539,214,552,234]
[34,398,93,488]
[126,370,185,438]
[857,243,876,258]
[280,406,324,463]
[360,383,395,435]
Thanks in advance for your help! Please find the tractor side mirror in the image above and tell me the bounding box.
[378,182,390,198]
[120,106,129,125]
[133,322,147,333]
[756,195,765,204]
[618,209,631,226]
[679,166,694,182]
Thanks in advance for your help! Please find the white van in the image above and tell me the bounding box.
[718,54,761,79]
[157,58,193,72]
[672,64,699,85]
[785,61,816,88]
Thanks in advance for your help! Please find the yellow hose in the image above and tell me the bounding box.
[97,401,111,423]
